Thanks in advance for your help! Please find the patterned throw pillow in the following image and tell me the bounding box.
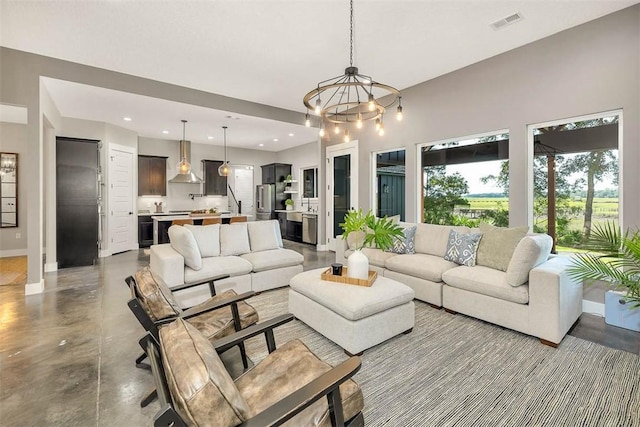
[386,225,417,254]
[444,230,483,267]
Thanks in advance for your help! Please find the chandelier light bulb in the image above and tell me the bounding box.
[379,121,385,136]
[315,99,322,115]
[356,112,363,129]
[375,118,381,132]
[305,113,311,127]
[396,105,403,121]
[334,123,340,134]
[344,128,350,143]
[319,125,325,137]
[368,94,375,111]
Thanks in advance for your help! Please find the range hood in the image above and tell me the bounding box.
[168,139,203,184]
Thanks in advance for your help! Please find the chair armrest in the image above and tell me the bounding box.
[213,314,294,354]
[150,244,184,287]
[171,274,230,293]
[180,291,255,320]
[239,356,362,427]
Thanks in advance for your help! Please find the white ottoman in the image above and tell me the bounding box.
[288,267,415,355]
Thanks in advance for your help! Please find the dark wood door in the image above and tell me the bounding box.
[138,156,151,195]
[203,160,227,195]
[138,215,154,248]
[261,164,275,184]
[56,137,99,268]
[138,156,166,196]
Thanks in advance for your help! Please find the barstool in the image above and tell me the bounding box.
[229,216,247,223]
[202,217,222,225]
[171,219,194,226]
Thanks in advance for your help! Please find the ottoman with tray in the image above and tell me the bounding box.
[288,267,415,356]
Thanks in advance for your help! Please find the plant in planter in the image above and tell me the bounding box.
[567,221,640,330]
[285,198,294,211]
[340,209,404,279]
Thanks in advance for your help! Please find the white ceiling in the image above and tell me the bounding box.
[2,0,638,151]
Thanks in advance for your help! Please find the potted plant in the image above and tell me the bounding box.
[340,209,404,279]
[285,198,294,211]
[567,221,640,330]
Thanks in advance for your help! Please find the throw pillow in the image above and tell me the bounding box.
[220,223,251,256]
[386,225,417,254]
[506,234,553,287]
[168,225,203,271]
[475,223,529,272]
[443,230,483,266]
[185,224,221,258]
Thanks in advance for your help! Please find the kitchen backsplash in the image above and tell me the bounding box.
[137,195,229,213]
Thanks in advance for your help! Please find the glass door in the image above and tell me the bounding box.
[333,154,351,237]
[326,141,358,247]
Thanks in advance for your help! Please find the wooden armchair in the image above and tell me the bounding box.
[125,268,259,407]
[148,314,364,427]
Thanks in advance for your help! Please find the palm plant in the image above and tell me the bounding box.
[340,209,404,251]
[567,221,640,308]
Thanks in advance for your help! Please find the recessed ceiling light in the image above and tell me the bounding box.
[207,136,214,140]
[288,133,294,137]
[123,117,132,121]
[259,143,264,147]
[273,138,279,142]
[162,130,169,134]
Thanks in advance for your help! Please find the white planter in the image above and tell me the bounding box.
[605,290,640,332]
[347,249,369,280]
[286,205,293,211]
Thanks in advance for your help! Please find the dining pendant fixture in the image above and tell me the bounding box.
[218,126,231,177]
[176,120,191,174]
[303,0,402,136]
[168,120,203,184]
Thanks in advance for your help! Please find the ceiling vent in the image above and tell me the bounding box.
[490,12,523,30]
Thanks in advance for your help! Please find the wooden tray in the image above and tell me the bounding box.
[320,267,377,287]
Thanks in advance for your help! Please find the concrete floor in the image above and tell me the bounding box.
[0,240,636,426]
[0,241,330,426]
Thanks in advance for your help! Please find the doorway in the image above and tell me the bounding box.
[326,140,358,247]
[109,144,136,254]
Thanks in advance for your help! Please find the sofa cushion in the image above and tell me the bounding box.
[240,248,304,272]
[184,256,253,284]
[247,220,282,252]
[134,267,181,321]
[444,230,483,267]
[220,223,251,256]
[168,225,202,270]
[346,229,369,250]
[345,247,398,268]
[475,223,529,272]
[159,318,252,426]
[414,223,470,257]
[506,234,553,287]
[235,339,364,427]
[442,265,529,304]
[186,290,259,340]
[385,253,458,283]
[185,224,221,257]
[387,225,417,254]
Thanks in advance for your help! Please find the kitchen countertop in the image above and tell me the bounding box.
[140,210,230,216]
[274,210,319,215]
[151,213,250,221]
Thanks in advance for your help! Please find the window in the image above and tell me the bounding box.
[419,132,509,226]
[374,149,405,220]
[531,113,619,253]
[302,167,318,198]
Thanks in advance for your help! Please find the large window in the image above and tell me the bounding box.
[531,114,619,253]
[374,149,405,220]
[420,132,509,226]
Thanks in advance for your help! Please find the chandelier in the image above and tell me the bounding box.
[303,0,403,141]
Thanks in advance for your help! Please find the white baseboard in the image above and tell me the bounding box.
[25,279,44,295]
[99,249,112,258]
[316,244,328,251]
[44,262,58,272]
[582,300,605,317]
[0,249,27,258]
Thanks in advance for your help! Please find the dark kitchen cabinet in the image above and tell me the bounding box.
[261,163,291,184]
[138,155,167,196]
[277,212,287,236]
[286,219,303,242]
[203,160,227,196]
[138,215,154,248]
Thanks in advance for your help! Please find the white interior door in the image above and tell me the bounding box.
[109,145,135,254]
[326,141,358,248]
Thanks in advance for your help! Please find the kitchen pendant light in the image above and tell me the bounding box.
[218,126,231,177]
[176,120,191,174]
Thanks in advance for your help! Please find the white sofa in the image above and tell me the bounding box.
[335,222,583,346]
[150,220,303,307]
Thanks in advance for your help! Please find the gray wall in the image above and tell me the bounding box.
[0,122,27,255]
[276,140,321,211]
[322,5,640,233]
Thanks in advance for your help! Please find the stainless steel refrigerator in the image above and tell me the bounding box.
[256,184,275,220]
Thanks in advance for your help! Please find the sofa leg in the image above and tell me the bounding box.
[540,338,559,348]
[403,328,413,335]
[344,349,363,357]
[444,308,457,315]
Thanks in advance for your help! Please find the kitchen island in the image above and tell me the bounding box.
[151,214,251,244]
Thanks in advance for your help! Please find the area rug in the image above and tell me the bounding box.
[245,288,640,426]
[0,256,27,286]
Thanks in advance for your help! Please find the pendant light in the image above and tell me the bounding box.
[218,126,231,177]
[176,120,191,174]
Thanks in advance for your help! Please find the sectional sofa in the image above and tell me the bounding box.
[335,222,583,346]
[150,220,303,307]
